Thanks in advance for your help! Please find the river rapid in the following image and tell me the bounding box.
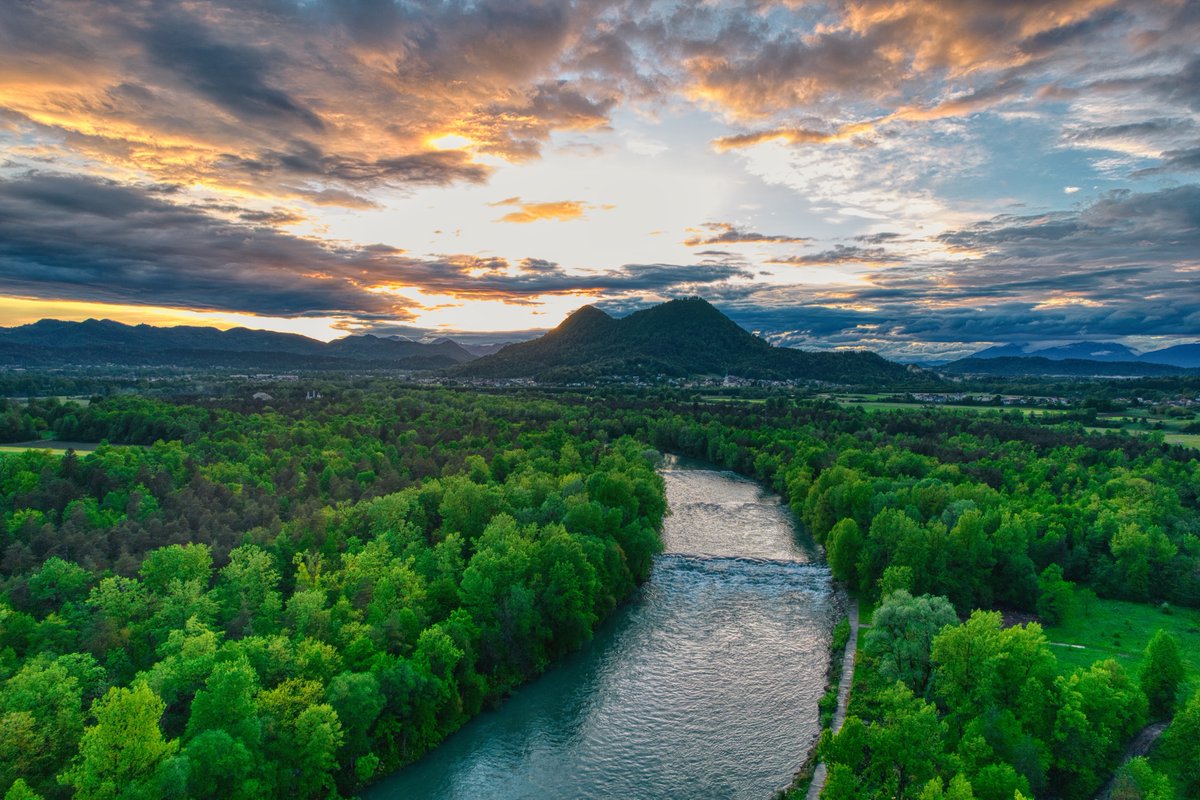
[365,455,836,799]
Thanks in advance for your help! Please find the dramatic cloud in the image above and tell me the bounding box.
[683,222,810,247]
[0,173,746,318]
[0,0,625,199]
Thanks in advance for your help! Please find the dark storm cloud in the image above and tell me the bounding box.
[0,173,749,316]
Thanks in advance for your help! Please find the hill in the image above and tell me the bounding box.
[453,297,914,383]
[0,319,476,370]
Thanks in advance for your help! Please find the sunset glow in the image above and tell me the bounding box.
[0,0,1196,359]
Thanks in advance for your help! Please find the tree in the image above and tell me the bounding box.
[184,658,261,747]
[1050,660,1146,800]
[1036,564,1073,627]
[27,557,92,615]
[180,730,257,800]
[1139,630,1184,719]
[258,680,344,799]
[325,670,384,761]
[865,591,957,694]
[1109,757,1172,800]
[879,565,914,598]
[215,545,282,636]
[3,779,43,800]
[868,682,946,797]
[138,544,212,595]
[59,682,183,800]
[291,705,344,799]
[1159,690,1200,795]
[0,654,98,795]
[826,518,862,586]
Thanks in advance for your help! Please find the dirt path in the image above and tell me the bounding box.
[806,596,861,800]
[1094,721,1169,800]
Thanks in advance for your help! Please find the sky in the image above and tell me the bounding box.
[1,0,1198,361]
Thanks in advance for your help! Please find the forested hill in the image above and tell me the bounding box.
[0,319,476,370]
[454,297,914,383]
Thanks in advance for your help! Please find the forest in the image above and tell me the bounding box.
[2,384,1199,798]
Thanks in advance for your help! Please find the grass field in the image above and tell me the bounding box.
[835,398,1069,417]
[1164,432,1200,449]
[1083,426,1200,451]
[698,395,768,404]
[1043,597,1200,687]
[1091,408,1200,451]
[0,440,102,454]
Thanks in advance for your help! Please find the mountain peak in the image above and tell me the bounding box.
[633,296,737,326]
[556,304,612,329]
[455,296,908,383]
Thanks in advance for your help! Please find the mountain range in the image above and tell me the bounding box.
[0,318,476,370]
[454,297,913,383]
[965,341,1200,369]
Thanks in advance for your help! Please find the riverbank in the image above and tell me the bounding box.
[774,593,859,800]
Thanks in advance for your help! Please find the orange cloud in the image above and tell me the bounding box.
[491,198,594,224]
[713,120,879,151]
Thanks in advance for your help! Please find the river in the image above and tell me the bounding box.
[364,456,836,799]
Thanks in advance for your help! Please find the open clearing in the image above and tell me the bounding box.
[1043,597,1200,685]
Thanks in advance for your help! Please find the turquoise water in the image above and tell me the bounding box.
[364,458,835,799]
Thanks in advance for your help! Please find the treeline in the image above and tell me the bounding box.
[1,390,664,798]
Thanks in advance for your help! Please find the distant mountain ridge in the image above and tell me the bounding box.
[454,297,914,383]
[943,356,1190,378]
[966,340,1200,369]
[1140,343,1200,369]
[970,342,1141,362]
[0,319,476,370]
